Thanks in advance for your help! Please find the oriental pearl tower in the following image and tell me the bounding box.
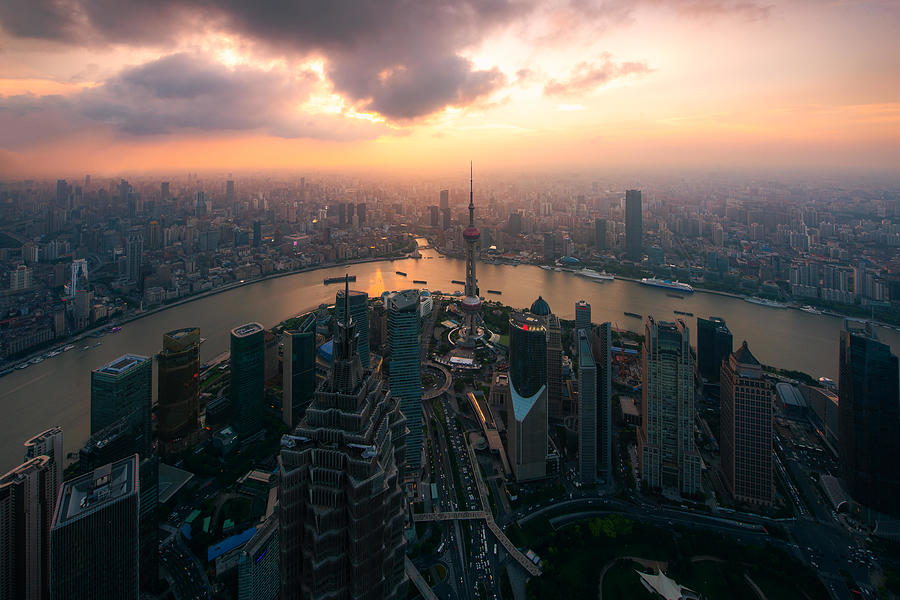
[460,162,482,345]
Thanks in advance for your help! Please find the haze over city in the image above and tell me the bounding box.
[1,0,899,176]
[1,3,900,600]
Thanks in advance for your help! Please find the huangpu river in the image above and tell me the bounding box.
[2,241,898,471]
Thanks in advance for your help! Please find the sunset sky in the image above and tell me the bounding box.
[0,0,898,176]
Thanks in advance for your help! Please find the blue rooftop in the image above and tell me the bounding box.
[207,526,257,561]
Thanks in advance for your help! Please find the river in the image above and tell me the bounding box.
[1,241,898,472]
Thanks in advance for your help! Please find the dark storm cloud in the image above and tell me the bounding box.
[0,53,388,147]
[543,57,654,97]
[0,0,527,120]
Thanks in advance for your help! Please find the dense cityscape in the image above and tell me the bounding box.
[1,0,899,599]
[0,170,898,600]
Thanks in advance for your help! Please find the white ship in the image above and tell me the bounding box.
[639,278,694,293]
[577,268,615,281]
[745,296,787,309]
[800,305,823,315]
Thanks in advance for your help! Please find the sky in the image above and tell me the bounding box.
[0,0,898,177]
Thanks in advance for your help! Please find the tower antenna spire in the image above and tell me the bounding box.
[468,161,474,226]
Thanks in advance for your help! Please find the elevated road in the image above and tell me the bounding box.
[405,557,438,600]
[413,510,487,522]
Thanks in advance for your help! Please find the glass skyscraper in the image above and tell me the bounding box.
[50,455,139,600]
[230,323,265,438]
[839,320,900,515]
[696,316,733,382]
[157,327,201,455]
[282,314,317,428]
[335,289,369,368]
[386,290,422,475]
[625,189,642,261]
[639,317,701,495]
[507,312,548,482]
[90,354,152,455]
[577,329,597,485]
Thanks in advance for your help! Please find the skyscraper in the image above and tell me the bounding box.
[356,202,366,227]
[546,314,563,420]
[253,220,262,247]
[50,455,139,600]
[720,342,772,505]
[157,328,201,455]
[839,320,900,515]
[591,322,613,480]
[639,317,701,495]
[429,205,440,227]
[230,323,265,438]
[282,314,316,428]
[90,354,152,454]
[79,417,158,591]
[238,517,279,600]
[336,288,370,367]
[696,316,733,382]
[575,300,591,331]
[386,289,422,475]
[0,456,56,600]
[577,329,597,485]
[507,312,548,481]
[439,189,449,210]
[23,426,63,491]
[625,189,642,260]
[594,218,607,250]
[126,229,143,284]
[278,280,407,599]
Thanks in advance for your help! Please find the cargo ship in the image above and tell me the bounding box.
[324,275,356,285]
[624,312,642,319]
[451,280,465,285]
[674,310,694,317]
[639,278,694,293]
[413,279,427,284]
[395,271,407,276]
[487,290,502,295]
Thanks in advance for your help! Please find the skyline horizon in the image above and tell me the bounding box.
[1,1,898,178]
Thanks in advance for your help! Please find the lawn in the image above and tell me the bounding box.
[601,560,657,600]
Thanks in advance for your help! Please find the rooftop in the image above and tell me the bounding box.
[511,312,545,332]
[94,354,149,376]
[232,322,263,338]
[387,289,419,311]
[732,341,759,366]
[53,454,137,527]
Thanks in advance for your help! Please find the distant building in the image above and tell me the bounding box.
[575,300,591,331]
[839,320,900,515]
[90,354,152,455]
[639,317,701,495]
[507,312,548,481]
[126,229,143,284]
[594,218,607,250]
[230,323,265,438]
[282,315,316,428]
[577,329,597,485]
[278,284,407,599]
[9,264,32,291]
[157,328,202,455]
[720,342,773,505]
[50,455,139,600]
[335,288,370,368]
[546,315,562,420]
[386,290,422,475]
[625,189,642,260]
[696,317,733,382]
[238,517,279,600]
[592,322,613,479]
[0,456,56,600]
[23,426,63,490]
